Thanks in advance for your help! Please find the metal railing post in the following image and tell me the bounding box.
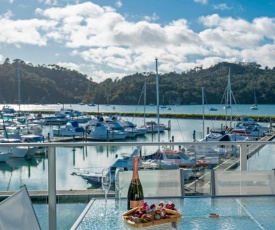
[240,144,248,171]
[48,146,56,230]
[210,169,216,197]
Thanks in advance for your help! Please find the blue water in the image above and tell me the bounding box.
[0,104,274,192]
[2,103,275,116]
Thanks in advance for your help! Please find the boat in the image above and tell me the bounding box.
[143,147,210,168]
[250,91,258,110]
[209,107,218,111]
[231,125,266,137]
[55,108,91,123]
[145,121,166,133]
[118,118,148,136]
[26,112,44,125]
[85,122,126,141]
[235,117,269,132]
[52,120,85,137]
[201,130,250,142]
[1,105,16,114]
[42,115,68,126]
[0,138,37,158]
[73,147,192,186]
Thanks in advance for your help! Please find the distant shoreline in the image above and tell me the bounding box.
[25,110,274,123]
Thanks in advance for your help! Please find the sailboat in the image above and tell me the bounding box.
[250,91,258,110]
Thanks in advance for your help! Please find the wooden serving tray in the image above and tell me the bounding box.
[122,207,182,228]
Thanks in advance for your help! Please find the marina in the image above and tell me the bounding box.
[1,103,275,229]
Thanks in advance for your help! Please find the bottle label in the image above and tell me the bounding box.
[129,200,144,209]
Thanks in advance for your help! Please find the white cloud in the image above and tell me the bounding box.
[144,13,159,22]
[194,0,208,5]
[56,62,81,72]
[1,2,275,82]
[213,3,232,10]
[115,0,122,8]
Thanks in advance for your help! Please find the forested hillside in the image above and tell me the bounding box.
[0,58,275,105]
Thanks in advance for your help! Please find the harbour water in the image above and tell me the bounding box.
[4,103,275,117]
[0,103,275,193]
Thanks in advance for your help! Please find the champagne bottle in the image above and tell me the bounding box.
[127,156,144,210]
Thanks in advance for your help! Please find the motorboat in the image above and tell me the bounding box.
[145,121,166,133]
[118,118,148,136]
[42,115,68,125]
[1,105,16,114]
[104,119,139,138]
[250,104,258,110]
[231,125,266,137]
[0,138,37,158]
[55,109,91,123]
[142,147,209,168]
[73,147,140,186]
[85,122,126,141]
[53,120,85,137]
[73,147,192,186]
[201,130,250,142]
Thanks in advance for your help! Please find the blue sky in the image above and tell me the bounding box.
[0,0,275,82]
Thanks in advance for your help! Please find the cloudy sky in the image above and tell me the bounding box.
[0,0,275,82]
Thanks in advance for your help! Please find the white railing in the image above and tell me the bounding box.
[1,140,275,230]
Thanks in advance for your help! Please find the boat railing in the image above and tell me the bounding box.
[1,140,275,230]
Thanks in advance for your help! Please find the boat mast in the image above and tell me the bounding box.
[143,76,146,126]
[155,58,160,142]
[228,68,232,128]
[17,65,21,113]
[202,87,205,139]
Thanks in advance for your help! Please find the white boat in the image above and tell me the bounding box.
[42,115,68,125]
[55,108,91,123]
[53,120,85,137]
[85,122,126,141]
[250,91,258,110]
[145,121,166,133]
[0,138,37,158]
[1,105,16,114]
[231,125,266,137]
[103,117,139,138]
[73,147,140,186]
[201,130,250,142]
[73,147,193,186]
[118,118,148,136]
[21,134,46,156]
[143,147,209,168]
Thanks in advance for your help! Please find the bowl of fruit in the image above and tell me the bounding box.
[122,202,182,228]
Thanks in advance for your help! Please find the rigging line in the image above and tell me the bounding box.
[131,83,145,122]
[203,91,216,129]
[236,199,265,230]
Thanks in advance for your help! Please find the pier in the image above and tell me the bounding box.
[185,132,275,195]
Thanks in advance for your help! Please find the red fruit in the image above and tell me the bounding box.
[141,214,147,219]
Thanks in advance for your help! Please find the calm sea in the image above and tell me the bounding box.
[5,103,275,116]
[0,103,275,192]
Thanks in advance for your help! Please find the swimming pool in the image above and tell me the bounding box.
[39,196,275,230]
